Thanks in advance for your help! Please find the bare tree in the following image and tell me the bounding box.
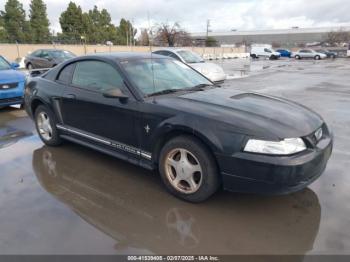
[326,30,350,46]
[155,22,190,47]
[138,29,149,46]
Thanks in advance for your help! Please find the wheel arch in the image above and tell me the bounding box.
[152,127,221,172]
[31,98,48,116]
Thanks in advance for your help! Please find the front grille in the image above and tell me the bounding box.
[0,82,18,90]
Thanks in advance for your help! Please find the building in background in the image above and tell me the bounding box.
[191,26,350,48]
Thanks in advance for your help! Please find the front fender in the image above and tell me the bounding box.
[150,114,246,163]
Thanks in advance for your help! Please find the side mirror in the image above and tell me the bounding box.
[11,62,20,69]
[103,88,129,101]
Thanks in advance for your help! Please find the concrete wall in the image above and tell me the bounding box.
[0,44,246,61]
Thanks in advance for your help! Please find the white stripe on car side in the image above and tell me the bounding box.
[56,124,152,160]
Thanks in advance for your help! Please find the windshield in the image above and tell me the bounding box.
[177,50,204,63]
[0,56,11,70]
[50,50,76,59]
[121,58,212,96]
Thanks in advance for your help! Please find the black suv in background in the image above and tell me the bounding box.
[24,49,76,70]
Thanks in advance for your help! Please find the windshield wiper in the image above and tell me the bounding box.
[147,89,185,97]
[147,84,214,97]
[189,84,214,90]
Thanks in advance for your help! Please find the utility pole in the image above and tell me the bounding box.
[206,19,211,38]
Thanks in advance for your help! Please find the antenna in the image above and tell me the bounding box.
[148,11,156,103]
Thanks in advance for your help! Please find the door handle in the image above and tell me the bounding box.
[65,94,76,99]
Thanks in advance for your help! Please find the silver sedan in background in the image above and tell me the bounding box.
[153,48,227,83]
[292,49,327,60]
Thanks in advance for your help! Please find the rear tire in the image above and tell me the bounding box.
[158,135,220,203]
[34,105,62,147]
[295,55,301,60]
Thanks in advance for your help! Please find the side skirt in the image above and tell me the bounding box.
[59,135,155,171]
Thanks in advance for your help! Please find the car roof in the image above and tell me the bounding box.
[153,48,189,53]
[36,49,70,52]
[87,52,168,61]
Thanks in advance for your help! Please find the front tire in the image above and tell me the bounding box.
[315,55,321,60]
[295,55,301,60]
[34,105,62,146]
[27,63,33,70]
[158,136,220,203]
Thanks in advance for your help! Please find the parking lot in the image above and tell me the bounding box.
[0,58,350,255]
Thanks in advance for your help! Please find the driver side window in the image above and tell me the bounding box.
[40,51,50,59]
[72,61,126,93]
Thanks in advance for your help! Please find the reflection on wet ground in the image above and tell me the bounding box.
[0,59,350,255]
[32,145,320,255]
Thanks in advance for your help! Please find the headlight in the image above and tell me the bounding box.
[244,138,306,155]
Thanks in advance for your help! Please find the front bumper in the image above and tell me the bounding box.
[217,136,333,195]
[0,96,23,107]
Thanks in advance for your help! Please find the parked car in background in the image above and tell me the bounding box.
[315,49,337,59]
[347,45,350,57]
[292,49,327,60]
[0,55,25,108]
[24,49,76,70]
[152,48,226,83]
[276,49,292,58]
[25,53,333,202]
[250,46,281,60]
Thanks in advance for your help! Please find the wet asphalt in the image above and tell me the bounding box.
[0,58,349,255]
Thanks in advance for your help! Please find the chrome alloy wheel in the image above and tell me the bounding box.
[165,148,203,194]
[37,112,53,141]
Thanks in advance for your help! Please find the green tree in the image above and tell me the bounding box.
[59,2,86,43]
[86,6,117,44]
[29,0,50,43]
[205,36,218,47]
[117,18,136,45]
[2,0,27,43]
[0,13,9,42]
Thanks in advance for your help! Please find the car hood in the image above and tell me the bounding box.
[188,62,225,74]
[156,88,323,139]
[0,69,26,83]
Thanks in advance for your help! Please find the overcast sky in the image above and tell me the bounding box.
[1,0,350,34]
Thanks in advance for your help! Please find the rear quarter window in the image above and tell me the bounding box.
[56,63,76,84]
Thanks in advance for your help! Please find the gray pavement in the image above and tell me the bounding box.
[0,58,349,255]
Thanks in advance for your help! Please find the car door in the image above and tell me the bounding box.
[59,60,140,157]
[39,51,53,68]
[301,50,312,58]
[29,50,42,68]
[264,48,272,57]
